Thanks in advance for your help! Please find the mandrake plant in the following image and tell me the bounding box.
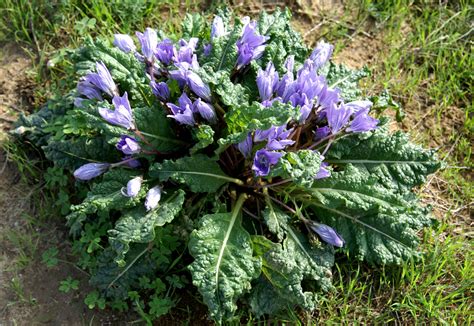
[16,9,440,323]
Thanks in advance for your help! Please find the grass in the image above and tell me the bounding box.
[0,0,472,324]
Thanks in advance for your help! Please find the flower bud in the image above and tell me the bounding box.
[73,163,110,181]
[121,176,142,197]
[145,186,162,211]
[308,222,344,247]
[113,34,136,53]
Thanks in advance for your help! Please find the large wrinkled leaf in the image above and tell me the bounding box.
[190,124,215,154]
[66,169,145,235]
[181,13,205,38]
[262,201,290,241]
[188,196,262,322]
[301,164,432,264]
[108,190,185,266]
[249,229,334,317]
[325,63,370,101]
[326,123,441,192]
[270,150,322,188]
[150,154,243,193]
[258,8,309,70]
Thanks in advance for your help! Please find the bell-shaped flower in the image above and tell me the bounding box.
[309,40,334,70]
[211,15,226,39]
[327,103,352,134]
[314,126,331,141]
[174,38,199,65]
[344,100,373,113]
[85,62,118,98]
[347,108,379,133]
[167,92,195,125]
[236,20,269,69]
[121,176,143,197]
[256,62,279,101]
[314,162,331,179]
[155,38,175,65]
[145,186,162,211]
[73,162,110,181]
[252,149,283,177]
[169,63,211,101]
[193,98,216,122]
[99,92,135,130]
[120,156,141,168]
[77,77,103,100]
[136,28,158,62]
[266,125,295,150]
[113,34,136,53]
[116,135,141,155]
[308,222,344,247]
[150,81,170,102]
[236,133,253,158]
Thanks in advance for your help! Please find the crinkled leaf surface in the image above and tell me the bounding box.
[190,124,215,154]
[262,203,290,241]
[108,190,185,266]
[326,124,441,192]
[188,209,262,322]
[304,164,432,264]
[150,154,238,193]
[270,150,322,188]
[66,169,145,235]
[249,229,334,317]
[325,63,370,102]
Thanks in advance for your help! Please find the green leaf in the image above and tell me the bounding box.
[188,195,262,322]
[249,229,334,317]
[190,124,215,154]
[66,169,145,235]
[302,164,434,264]
[150,154,243,193]
[270,150,322,188]
[326,125,441,192]
[325,63,370,102]
[181,13,205,38]
[258,9,309,70]
[108,190,185,266]
[201,68,249,108]
[262,203,290,241]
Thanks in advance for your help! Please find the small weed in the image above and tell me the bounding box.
[41,247,59,268]
[59,277,80,293]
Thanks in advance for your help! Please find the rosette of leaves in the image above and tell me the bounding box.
[15,8,440,324]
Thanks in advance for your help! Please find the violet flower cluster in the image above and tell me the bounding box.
[71,15,380,248]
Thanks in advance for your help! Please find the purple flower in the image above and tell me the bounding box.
[203,43,212,56]
[347,108,379,133]
[150,81,170,102]
[85,62,118,97]
[327,103,352,134]
[315,162,331,179]
[74,98,84,108]
[174,38,199,65]
[236,20,268,69]
[309,40,334,69]
[155,38,175,65]
[73,163,110,181]
[113,34,136,53]
[136,28,158,62]
[121,156,141,168]
[116,135,141,155]
[169,64,211,101]
[318,87,340,110]
[284,55,295,74]
[308,222,344,247]
[98,92,135,130]
[265,125,295,150]
[344,100,373,113]
[314,126,331,140]
[193,98,216,122]
[77,78,103,100]
[236,133,253,158]
[121,176,143,197]
[256,62,279,101]
[167,93,195,125]
[211,16,226,39]
[145,186,162,211]
[252,149,283,177]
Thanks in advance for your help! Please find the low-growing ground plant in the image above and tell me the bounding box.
[15,8,441,323]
